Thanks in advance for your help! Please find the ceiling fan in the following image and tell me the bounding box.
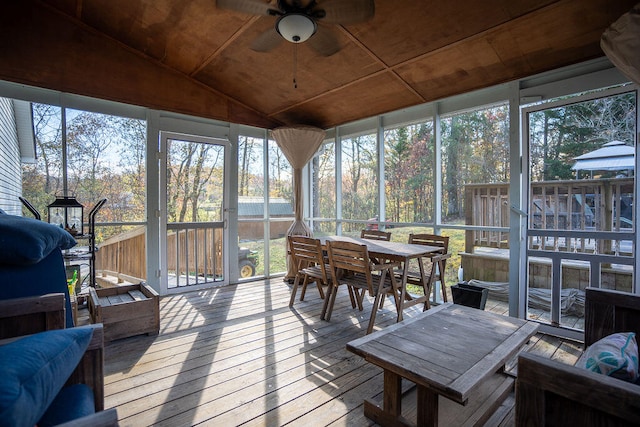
[217,0,375,56]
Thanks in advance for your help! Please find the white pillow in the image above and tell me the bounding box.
[577,332,639,382]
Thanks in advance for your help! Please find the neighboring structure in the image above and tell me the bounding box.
[238,197,293,240]
[0,98,34,215]
[572,140,635,178]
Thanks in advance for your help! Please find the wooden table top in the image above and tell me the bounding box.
[320,236,441,261]
[347,303,539,404]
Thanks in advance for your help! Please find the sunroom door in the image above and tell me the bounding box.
[160,132,228,292]
[522,85,637,337]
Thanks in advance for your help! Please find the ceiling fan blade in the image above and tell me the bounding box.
[216,0,275,16]
[317,0,374,25]
[250,27,283,52]
[307,27,341,56]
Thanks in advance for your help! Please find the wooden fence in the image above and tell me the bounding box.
[464,178,634,254]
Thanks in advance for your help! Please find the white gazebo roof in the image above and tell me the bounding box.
[571,140,635,172]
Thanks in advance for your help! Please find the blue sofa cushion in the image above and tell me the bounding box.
[0,327,93,427]
[0,214,76,266]
[38,384,95,427]
[0,249,74,327]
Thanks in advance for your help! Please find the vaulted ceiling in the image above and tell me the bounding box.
[0,0,635,129]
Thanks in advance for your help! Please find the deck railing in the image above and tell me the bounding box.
[95,226,146,284]
[95,222,224,288]
[166,222,224,288]
[464,183,510,251]
[464,178,634,254]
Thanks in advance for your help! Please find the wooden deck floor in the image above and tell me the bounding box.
[97,279,584,426]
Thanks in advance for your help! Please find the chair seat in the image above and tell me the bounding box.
[397,268,441,284]
[300,263,332,281]
[336,272,393,298]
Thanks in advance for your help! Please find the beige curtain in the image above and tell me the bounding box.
[601,3,640,85]
[271,125,326,280]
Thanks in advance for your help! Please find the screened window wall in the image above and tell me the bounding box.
[310,104,511,292]
[523,86,637,333]
[237,132,296,279]
[309,138,336,236]
[23,103,147,289]
[340,131,379,236]
[3,57,634,305]
[308,63,637,331]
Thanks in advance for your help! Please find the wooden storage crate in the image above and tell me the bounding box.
[88,283,159,341]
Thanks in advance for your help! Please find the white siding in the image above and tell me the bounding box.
[0,97,22,215]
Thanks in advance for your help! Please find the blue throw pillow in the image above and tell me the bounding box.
[0,214,76,265]
[0,327,94,427]
[577,332,639,382]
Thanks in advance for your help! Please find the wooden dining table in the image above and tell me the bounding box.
[319,236,444,322]
[347,303,540,426]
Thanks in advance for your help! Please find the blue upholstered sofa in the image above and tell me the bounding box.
[0,320,117,426]
[0,213,118,425]
[0,213,76,327]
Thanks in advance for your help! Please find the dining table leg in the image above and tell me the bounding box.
[396,260,410,322]
[363,369,406,426]
[438,258,447,302]
[383,370,402,416]
[416,383,438,427]
[417,256,431,311]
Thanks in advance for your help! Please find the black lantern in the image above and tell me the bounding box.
[48,195,84,236]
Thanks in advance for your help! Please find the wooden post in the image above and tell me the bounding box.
[603,181,612,257]
[465,186,474,254]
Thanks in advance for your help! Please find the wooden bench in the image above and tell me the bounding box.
[516,287,640,426]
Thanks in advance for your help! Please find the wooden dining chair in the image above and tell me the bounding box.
[360,229,391,241]
[287,235,329,307]
[360,229,391,268]
[323,240,401,334]
[404,233,451,308]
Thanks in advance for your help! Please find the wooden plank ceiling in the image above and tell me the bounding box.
[0,0,635,129]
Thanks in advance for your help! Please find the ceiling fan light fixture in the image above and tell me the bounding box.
[276,13,316,43]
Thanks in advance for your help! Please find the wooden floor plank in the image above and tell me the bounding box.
[94,278,583,427]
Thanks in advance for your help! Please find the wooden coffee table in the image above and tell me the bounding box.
[347,303,539,427]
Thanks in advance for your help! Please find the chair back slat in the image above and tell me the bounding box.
[326,240,374,294]
[289,235,322,265]
[288,235,329,281]
[408,233,449,253]
[360,229,391,241]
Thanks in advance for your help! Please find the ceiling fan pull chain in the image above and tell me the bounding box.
[293,43,298,89]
